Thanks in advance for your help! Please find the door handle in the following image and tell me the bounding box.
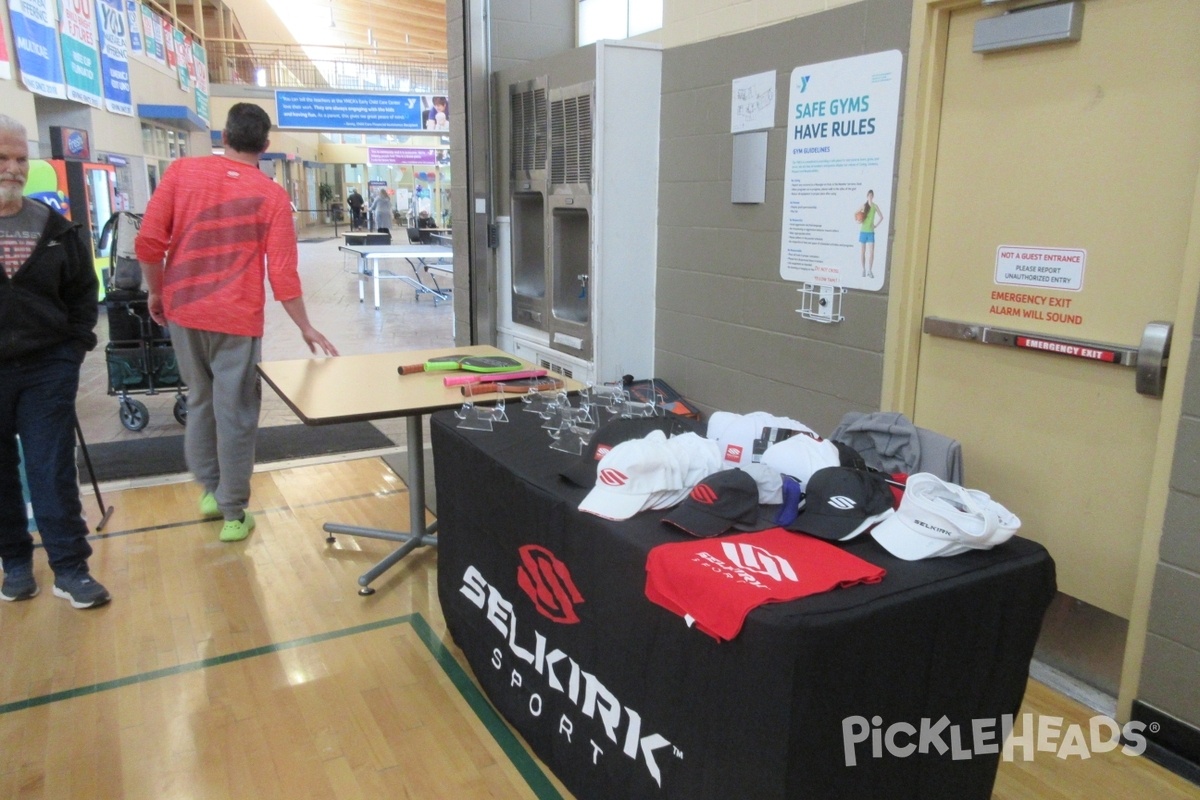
[1135,321,1172,398]
[922,317,1173,398]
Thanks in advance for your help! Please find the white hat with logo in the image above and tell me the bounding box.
[870,473,1021,560]
[706,411,814,468]
[649,432,724,510]
[759,432,841,486]
[579,431,685,521]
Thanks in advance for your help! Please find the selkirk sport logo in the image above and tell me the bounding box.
[516,545,584,624]
[597,467,628,487]
[690,483,719,505]
[827,495,857,511]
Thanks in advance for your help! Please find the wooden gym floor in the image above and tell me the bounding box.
[1,454,1197,798]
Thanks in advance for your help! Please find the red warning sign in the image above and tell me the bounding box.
[1015,336,1118,362]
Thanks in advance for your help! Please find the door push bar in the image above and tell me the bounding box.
[922,317,1172,398]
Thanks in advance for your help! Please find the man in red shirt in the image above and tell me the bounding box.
[136,103,338,542]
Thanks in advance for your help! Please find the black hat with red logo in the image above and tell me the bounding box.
[662,468,774,538]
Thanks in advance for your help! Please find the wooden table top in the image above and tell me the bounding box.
[258,345,579,425]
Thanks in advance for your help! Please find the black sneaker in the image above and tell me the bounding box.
[1,562,39,601]
[52,570,111,609]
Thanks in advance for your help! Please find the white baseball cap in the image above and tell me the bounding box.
[736,462,785,504]
[706,411,814,467]
[759,432,841,485]
[649,432,724,510]
[870,473,1021,560]
[579,431,684,521]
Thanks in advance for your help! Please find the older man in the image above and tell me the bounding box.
[0,115,109,608]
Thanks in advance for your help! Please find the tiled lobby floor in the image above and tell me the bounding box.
[76,227,455,451]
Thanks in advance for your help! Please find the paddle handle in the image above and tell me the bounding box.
[444,368,546,387]
[397,362,427,375]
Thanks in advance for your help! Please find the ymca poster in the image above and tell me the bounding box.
[60,0,104,108]
[779,50,902,291]
[8,0,67,98]
[97,0,133,116]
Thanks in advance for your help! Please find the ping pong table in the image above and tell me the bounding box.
[339,243,453,309]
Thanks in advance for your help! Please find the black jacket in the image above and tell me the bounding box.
[0,202,98,364]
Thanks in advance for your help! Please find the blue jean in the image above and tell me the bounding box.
[0,342,92,575]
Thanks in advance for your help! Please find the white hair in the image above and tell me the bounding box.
[0,114,28,140]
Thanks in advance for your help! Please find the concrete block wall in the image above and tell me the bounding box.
[1140,287,1200,750]
[654,0,910,435]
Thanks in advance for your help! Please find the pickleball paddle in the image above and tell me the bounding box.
[397,354,524,375]
[461,376,565,397]
[444,368,548,387]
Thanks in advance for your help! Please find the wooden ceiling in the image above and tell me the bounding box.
[194,0,448,58]
[315,0,448,57]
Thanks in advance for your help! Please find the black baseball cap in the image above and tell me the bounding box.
[787,467,895,541]
[662,468,774,538]
[560,415,702,488]
[833,440,867,471]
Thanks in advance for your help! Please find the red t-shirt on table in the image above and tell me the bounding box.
[645,528,886,641]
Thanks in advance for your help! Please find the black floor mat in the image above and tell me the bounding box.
[77,422,394,482]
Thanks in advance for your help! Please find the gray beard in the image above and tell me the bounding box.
[0,184,25,205]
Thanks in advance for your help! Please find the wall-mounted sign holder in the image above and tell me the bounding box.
[922,316,1172,398]
[798,284,845,323]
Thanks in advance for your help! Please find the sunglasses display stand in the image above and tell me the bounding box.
[548,407,596,455]
[455,392,509,431]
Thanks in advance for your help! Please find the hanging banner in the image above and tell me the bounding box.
[162,20,176,70]
[139,4,159,62]
[0,16,12,80]
[276,90,425,131]
[191,41,209,126]
[368,147,439,165]
[60,0,104,108]
[173,27,188,90]
[124,0,141,53]
[138,3,153,59]
[8,0,67,98]
[779,50,903,292]
[96,0,132,116]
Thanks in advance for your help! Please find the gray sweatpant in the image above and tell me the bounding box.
[170,326,261,520]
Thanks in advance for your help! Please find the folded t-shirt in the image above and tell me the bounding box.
[644,527,886,641]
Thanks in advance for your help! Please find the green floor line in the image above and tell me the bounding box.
[0,614,414,715]
[0,612,563,799]
[409,614,565,800]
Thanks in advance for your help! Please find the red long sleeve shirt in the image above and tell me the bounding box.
[134,155,301,337]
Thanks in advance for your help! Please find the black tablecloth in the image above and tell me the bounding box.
[432,409,1056,800]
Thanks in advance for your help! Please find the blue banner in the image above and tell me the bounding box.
[124,0,141,53]
[8,0,66,98]
[96,0,131,115]
[275,90,425,131]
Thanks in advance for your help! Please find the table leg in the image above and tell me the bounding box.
[415,258,451,305]
[358,257,366,304]
[322,414,437,595]
[374,267,381,309]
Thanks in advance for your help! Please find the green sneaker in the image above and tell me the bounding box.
[219,511,255,542]
[199,492,220,518]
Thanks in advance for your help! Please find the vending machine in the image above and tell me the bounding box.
[40,127,118,294]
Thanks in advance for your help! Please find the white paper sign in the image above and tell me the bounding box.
[779,51,903,291]
[732,71,776,133]
[994,246,1086,291]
